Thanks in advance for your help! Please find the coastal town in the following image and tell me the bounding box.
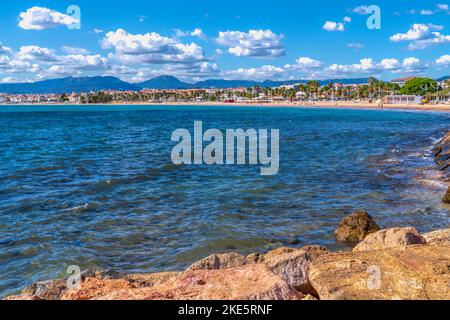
[1,76,449,106]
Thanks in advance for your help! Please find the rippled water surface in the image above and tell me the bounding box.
[0,105,449,296]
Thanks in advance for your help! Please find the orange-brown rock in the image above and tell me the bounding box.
[62,264,304,300]
[353,227,426,252]
[335,210,380,243]
[127,272,179,288]
[186,253,248,271]
[309,245,450,300]
[263,246,329,294]
[423,229,450,247]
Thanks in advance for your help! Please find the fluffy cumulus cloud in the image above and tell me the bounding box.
[285,57,322,70]
[322,16,352,32]
[0,44,109,81]
[216,29,285,58]
[322,57,428,77]
[101,29,207,64]
[174,28,207,40]
[18,6,79,30]
[436,54,450,66]
[322,21,345,32]
[390,23,450,49]
[223,65,285,81]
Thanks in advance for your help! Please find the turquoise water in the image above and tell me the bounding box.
[0,105,449,297]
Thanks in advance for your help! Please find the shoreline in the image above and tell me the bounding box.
[1,101,450,112]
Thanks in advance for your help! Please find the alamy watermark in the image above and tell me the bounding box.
[366,5,381,30]
[171,121,280,176]
[67,5,81,30]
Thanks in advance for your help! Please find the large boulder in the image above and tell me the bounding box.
[309,245,450,300]
[353,227,426,252]
[61,264,304,300]
[186,253,248,271]
[263,246,329,295]
[335,210,380,243]
[423,229,450,247]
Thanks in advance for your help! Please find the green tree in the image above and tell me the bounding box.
[401,78,438,96]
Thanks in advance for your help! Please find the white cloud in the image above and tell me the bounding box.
[92,29,104,34]
[285,57,322,70]
[223,65,285,81]
[216,29,285,58]
[390,23,450,49]
[62,46,90,55]
[343,16,352,23]
[322,21,345,32]
[347,43,365,50]
[16,46,58,62]
[321,57,428,77]
[18,6,79,30]
[101,29,207,65]
[420,9,435,15]
[436,54,450,66]
[349,5,372,15]
[174,28,207,40]
[436,4,449,11]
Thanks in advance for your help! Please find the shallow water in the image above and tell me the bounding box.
[0,105,449,297]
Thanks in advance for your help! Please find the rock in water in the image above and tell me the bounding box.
[263,246,329,295]
[309,245,450,300]
[335,210,380,243]
[353,227,426,252]
[443,187,450,204]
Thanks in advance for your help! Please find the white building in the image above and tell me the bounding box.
[384,95,422,104]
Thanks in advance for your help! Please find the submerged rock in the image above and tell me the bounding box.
[309,245,450,300]
[353,227,426,252]
[335,210,380,243]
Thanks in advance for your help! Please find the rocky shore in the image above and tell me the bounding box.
[5,132,450,301]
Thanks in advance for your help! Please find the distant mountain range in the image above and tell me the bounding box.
[0,75,448,94]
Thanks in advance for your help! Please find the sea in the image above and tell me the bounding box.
[0,105,449,297]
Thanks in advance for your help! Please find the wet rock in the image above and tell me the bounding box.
[186,253,247,271]
[95,269,127,280]
[263,246,329,295]
[62,278,135,300]
[21,279,67,300]
[127,272,179,288]
[62,264,304,300]
[309,245,450,300]
[335,210,380,243]
[423,229,450,246]
[353,227,426,252]
[443,187,450,204]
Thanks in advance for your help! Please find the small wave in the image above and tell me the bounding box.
[62,203,99,213]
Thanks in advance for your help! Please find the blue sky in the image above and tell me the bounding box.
[0,0,449,83]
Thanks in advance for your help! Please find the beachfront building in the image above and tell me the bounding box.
[391,76,416,88]
[384,95,422,105]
